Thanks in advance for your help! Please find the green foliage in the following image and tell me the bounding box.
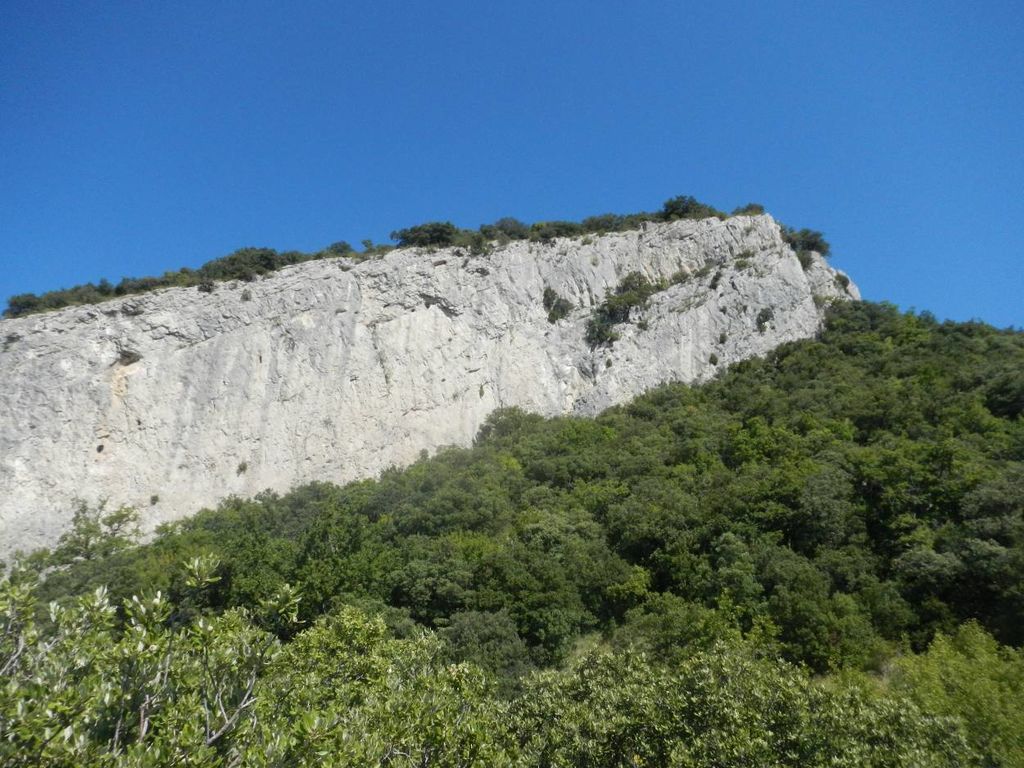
[26,303,1024,680]
[21,500,141,571]
[390,221,461,247]
[324,240,353,256]
[586,271,665,347]
[441,609,533,690]
[479,217,530,242]
[7,301,1024,762]
[783,225,832,257]
[661,194,725,221]
[0,580,280,766]
[2,247,320,317]
[0,573,991,766]
[984,365,1024,418]
[358,238,395,257]
[580,213,626,232]
[514,645,974,767]
[529,220,583,242]
[732,202,766,215]
[542,286,573,323]
[0,577,515,767]
[195,246,303,282]
[891,622,1024,766]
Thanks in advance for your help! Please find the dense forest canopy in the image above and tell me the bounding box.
[3,196,826,319]
[3,301,1023,766]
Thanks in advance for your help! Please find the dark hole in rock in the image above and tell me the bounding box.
[96,445,104,453]
[117,349,142,366]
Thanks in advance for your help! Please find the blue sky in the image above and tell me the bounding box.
[2,1,1021,327]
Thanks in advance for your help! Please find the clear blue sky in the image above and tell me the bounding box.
[2,1,1021,327]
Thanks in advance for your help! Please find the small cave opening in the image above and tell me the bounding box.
[96,444,104,453]
[116,349,143,366]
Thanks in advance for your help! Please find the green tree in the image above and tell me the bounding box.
[892,623,1024,766]
[390,221,460,247]
[660,194,722,221]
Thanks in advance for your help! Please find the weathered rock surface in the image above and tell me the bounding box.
[0,215,858,555]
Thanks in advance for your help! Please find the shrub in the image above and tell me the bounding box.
[390,221,460,248]
[586,272,665,347]
[782,226,831,257]
[4,293,45,318]
[452,229,491,256]
[479,217,530,242]
[529,221,583,242]
[732,202,765,215]
[586,323,619,347]
[324,241,354,256]
[581,213,625,233]
[756,307,774,332]
[117,275,167,294]
[661,195,723,221]
[359,239,395,257]
[542,287,573,323]
[891,624,1024,767]
[198,247,284,282]
[983,367,1024,418]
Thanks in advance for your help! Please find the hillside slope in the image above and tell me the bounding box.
[0,214,855,554]
[11,302,1023,767]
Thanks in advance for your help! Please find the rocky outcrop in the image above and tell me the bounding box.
[0,215,858,556]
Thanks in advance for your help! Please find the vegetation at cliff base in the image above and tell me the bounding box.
[4,301,1023,765]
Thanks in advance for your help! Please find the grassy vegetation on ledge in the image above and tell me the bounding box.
[3,195,830,319]
[3,302,1022,765]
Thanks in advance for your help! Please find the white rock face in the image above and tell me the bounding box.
[0,215,857,556]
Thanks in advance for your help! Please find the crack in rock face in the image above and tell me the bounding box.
[0,215,858,556]
[418,294,461,318]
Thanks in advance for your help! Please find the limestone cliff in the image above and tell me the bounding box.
[0,214,858,556]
